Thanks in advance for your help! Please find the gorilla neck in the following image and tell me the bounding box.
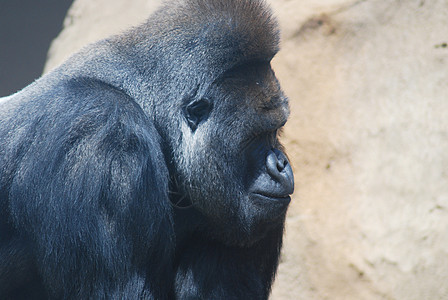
[172,205,205,248]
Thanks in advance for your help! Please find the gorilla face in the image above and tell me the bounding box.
[172,60,293,245]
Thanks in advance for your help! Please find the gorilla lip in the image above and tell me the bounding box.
[251,192,291,205]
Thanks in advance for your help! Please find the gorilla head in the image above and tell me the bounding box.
[0,0,294,298]
[136,0,294,245]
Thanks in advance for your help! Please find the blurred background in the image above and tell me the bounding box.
[0,0,73,96]
[2,1,448,299]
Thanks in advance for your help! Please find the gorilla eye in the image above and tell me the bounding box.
[184,98,212,132]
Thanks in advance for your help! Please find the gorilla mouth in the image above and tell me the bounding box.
[248,149,294,208]
[251,192,291,205]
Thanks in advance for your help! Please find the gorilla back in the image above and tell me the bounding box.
[0,0,294,299]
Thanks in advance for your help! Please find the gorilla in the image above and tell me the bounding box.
[0,0,294,299]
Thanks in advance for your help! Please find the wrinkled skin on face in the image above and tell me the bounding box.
[173,61,294,246]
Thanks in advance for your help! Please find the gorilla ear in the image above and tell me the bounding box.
[184,98,212,132]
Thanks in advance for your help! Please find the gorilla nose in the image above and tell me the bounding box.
[266,149,294,195]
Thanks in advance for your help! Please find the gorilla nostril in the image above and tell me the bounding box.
[266,149,287,177]
[276,156,287,172]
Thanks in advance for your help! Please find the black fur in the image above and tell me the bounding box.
[0,0,293,299]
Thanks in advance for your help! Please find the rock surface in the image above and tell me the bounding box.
[45,1,448,299]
